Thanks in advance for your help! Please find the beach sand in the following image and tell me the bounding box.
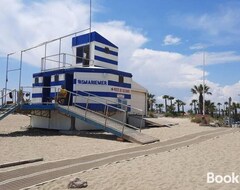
[1,114,239,189]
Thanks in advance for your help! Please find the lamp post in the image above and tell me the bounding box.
[228,97,232,127]
[202,51,206,116]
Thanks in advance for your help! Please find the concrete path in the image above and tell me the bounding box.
[0,128,238,190]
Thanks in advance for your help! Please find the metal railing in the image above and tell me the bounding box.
[41,53,95,71]
[0,89,18,107]
[12,86,144,135]
[61,89,142,137]
[20,86,58,105]
[74,90,144,132]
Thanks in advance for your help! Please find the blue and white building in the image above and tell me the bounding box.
[30,31,147,130]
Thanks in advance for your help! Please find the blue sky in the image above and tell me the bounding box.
[0,0,240,106]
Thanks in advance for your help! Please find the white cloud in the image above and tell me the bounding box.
[163,35,181,45]
[189,43,207,50]
[0,0,239,108]
[93,21,147,70]
[172,3,240,45]
[0,0,90,54]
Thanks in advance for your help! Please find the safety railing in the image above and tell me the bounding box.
[74,90,144,132]
[61,89,142,137]
[41,53,95,71]
[15,86,144,135]
[0,89,18,108]
[20,86,58,105]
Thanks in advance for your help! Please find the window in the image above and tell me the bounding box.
[119,75,124,83]
[35,77,39,84]
[104,47,110,54]
[76,45,90,66]
[54,75,59,82]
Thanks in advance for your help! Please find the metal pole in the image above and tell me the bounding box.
[63,53,66,68]
[89,0,92,66]
[85,94,90,119]
[5,54,10,103]
[121,111,126,137]
[44,43,47,71]
[68,92,71,111]
[203,51,205,116]
[140,112,144,132]
[229,97,232,127]
[19,51,23,91]
[59,38,62,68]
[104,105,109,129]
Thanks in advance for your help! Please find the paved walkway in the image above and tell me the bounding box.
[0,128,238,190]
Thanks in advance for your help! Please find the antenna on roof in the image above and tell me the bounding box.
[90,0,92,33]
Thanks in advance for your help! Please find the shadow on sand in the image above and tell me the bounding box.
[0,128,120,142]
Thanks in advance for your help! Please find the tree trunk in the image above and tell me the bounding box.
[199,93,203,114]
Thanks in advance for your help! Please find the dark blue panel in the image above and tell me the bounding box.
[33,67,132,78]
[108,80,131,88]
[75,103,119,111]
[95,55,118,65]
[20,104,55,110]
[32,93,43,98]
[33,69,65,77]
[72,31,118,48]
[75,91,131,99]
[95,46,118,56]
[50,81,65,86]
[32,83,43,87]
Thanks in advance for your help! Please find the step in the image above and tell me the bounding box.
[57,105,159,144]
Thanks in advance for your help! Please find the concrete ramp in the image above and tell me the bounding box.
[57,105,159,144]
[0,104,19,120]
[144,118,179,128]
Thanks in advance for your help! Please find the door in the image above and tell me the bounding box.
[42,76,51,103]
[65,73,73,105]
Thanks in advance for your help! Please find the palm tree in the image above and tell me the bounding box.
[189,103,193,111]
[224,101,228,116]
[205,100,216,117]
[191,84,212,114]
[217,102,222,117]
[181,101,186,113]
[232,102,238,120]
[192,99,198,114]
[169,96,175,107]
[147,93,156,111]
[158,103,164,113]
[162,95,169,113]
[175,99,182,113]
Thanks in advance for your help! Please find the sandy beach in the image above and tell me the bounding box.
[0,114,240,190]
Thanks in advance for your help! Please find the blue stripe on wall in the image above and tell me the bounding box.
[33,68,132,78]
[50,81,65,86]
[95,46,118,56]
[33,92,131,99]
[75,91,131,99]
[76,103,119,112]
[95,56,118,65]
[73,79,131,88]
[108,80,131,88]
[72,32,118,48]
[32,83,43,87]
[32,93,43,98]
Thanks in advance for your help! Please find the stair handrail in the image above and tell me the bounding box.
[79,90,143,113]
[0,89,18,107]
[75,90,144,131]
[60,89,140,136]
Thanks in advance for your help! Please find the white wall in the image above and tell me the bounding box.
[31,111,71,130]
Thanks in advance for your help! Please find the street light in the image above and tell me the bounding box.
[203,51,206,116]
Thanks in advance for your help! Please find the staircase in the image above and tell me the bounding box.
[57,91,159,144]
[0,89,19,120]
